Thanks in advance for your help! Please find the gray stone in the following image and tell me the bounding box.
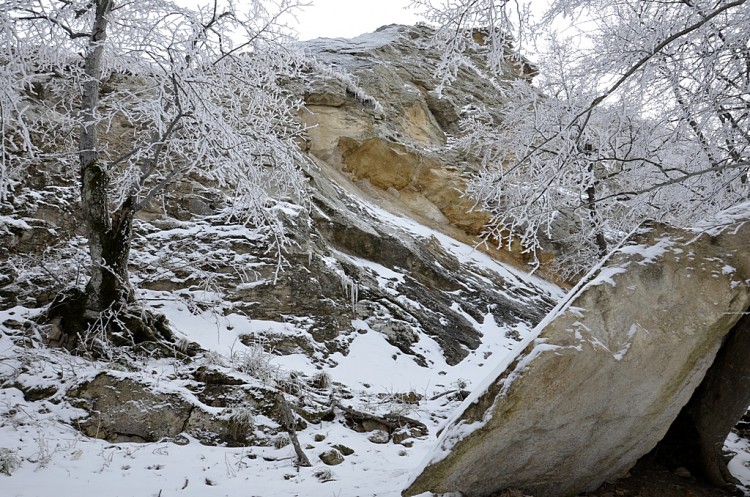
[332,444,354,456]
[70,373,193,443]
[367,430,391,444]
[404,218,750,497]
[319,449,345,466]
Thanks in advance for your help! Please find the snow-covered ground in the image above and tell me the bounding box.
[2,200,749,497]
[0,288,534,496]
[0,193,557,496]
[4,296,750,497]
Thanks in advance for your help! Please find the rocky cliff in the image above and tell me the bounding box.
[1,25,748,497]
[1,24,558,367]
[0,25,566,497]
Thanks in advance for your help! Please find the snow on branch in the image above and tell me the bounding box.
[416,0,750,276]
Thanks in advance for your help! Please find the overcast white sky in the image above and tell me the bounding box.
[291,0,425,40]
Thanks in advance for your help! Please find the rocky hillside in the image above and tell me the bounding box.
[0,24,565,497]
[1,24,558,367]
[0,25,747,497]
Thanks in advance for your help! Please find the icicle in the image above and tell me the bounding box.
[338,271,358,312]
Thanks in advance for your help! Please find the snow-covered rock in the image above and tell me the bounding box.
[404,217,750,497]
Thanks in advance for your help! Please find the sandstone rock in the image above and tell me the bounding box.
[301,25,524,248]
[404,216,750,497]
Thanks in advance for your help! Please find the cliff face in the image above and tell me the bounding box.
[300,24,517,241]
[1,24,559,368]
[0,24,565,496]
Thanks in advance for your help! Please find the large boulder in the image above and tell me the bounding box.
[404,210,750,497]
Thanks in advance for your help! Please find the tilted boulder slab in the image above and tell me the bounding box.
[404,207,750,497]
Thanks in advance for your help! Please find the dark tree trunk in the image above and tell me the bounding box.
[655,310,750,488]
[585,182,608,258]
[79,0,131,317]
[583,156,608,259]
[46,0,172,354]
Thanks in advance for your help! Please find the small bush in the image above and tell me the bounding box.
[311,371,331,389]
[231,340,276,383]
[201,350,226,367]
[273,433,290,449]
[313,467,335,482]
[0,448,21,476]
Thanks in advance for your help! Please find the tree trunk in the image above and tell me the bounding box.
[655,309,750,488]
[79,0,134,316]
[275,392,312,468]
[585,182,608,258]
[46,0,172,353]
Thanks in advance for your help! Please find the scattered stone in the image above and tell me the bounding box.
[332,444,355,456]
[367,430,390,444]
[319,449,345,466]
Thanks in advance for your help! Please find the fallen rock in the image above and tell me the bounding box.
[332,444,355,456]
[404,214,750,497]
[367,430,390,444]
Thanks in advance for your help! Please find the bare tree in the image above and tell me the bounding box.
[1,0,310,343]
[413,0,750,275]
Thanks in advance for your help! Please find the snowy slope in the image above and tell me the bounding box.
[0,197,561,497]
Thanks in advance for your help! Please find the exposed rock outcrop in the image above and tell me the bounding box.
[0,25,557,367]
[68,372,272,446]
[299,24,532,253]
[403,209,750,497]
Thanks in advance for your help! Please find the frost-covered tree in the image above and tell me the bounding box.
[413,0,750,277]
[414,0,750,487]
[1,0,309,341]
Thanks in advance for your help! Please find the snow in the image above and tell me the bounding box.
[0,216,32,230]
[3,194,749,497]
[587,266,626,287]
[0,190,568,496]
[693,200,750,236]
[618,235,677,265]
[612,324,639,361]
[0,296,530,497]
[303,27,403,54]
[325,326,444,392]
[727,433,750,491]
